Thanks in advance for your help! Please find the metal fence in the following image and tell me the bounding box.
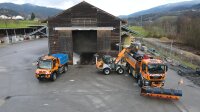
[142,38,200,67]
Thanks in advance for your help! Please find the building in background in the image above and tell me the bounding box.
[47,1,126,64]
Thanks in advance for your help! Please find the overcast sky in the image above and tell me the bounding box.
[0,0,192,16]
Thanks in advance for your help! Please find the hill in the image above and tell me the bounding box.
[122,0,200,19]
[124,1,200,25]
[0,8,19,16]
[0,3,63,19]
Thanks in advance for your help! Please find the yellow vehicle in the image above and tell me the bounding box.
[118,47,182,100]
[35,54,69,81]
[97,45,182,100]
[96,55,125,75]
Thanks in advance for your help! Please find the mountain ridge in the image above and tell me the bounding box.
[120,0,200,19]
[0,3,63,19]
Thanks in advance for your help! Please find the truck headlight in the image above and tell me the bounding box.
[144,80,150,86]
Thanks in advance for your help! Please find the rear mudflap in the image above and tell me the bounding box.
[141,87,182,100]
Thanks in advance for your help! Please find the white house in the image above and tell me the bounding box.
[12,15,24,20]
[0,15,8,19]
[15,15,24,20]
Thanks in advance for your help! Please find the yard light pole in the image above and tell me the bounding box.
[180,52,183,60]
[170,40,173,58]
[94,54,99,64]
[119,21,122,52]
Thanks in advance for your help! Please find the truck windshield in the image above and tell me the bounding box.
[148,64,165,74]
[38,60,52,69]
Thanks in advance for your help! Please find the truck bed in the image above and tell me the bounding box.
[52,54,69,65]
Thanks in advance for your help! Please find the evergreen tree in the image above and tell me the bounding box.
[31,12,35,20]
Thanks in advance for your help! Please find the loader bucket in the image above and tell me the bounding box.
[141,87,182,100]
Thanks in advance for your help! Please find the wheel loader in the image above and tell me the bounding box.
[96,55,125,75]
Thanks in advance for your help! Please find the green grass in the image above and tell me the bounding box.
[0,20,43,28]
[129,26,149,37]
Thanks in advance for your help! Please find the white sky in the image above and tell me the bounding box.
[0,0,192,16]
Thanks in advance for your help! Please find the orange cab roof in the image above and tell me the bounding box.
[41,55,55,60]
[142,59,163,65]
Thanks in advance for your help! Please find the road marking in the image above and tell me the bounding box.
[69,80,75,82]
[43,104,49,106]
[0,99,5,106]
[173,101,189,112]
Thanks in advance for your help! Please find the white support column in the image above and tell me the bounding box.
[47,21,50,54]
[119,21,122,52]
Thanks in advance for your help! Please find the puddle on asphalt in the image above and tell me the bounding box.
[4,96,12,100]
[25,68,32,71]
[186,84,197,88]
[0,96,11,107]
[0,99,5,106]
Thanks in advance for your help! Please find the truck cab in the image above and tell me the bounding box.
[138,59,168,87]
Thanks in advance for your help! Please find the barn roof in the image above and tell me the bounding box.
[46,1,127,24]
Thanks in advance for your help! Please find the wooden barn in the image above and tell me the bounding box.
[47,1,126,64]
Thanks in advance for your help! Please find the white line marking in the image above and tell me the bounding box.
[69,80,75,82]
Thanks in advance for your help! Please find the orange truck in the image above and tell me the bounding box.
[116,47,182,100]
[35,54,69,81]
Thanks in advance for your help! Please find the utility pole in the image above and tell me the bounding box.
[46,21,50,54]
[170,40,173,58]
[141,15,143,27]
[119,21,122,52]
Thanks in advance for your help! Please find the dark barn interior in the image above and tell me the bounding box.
[73,30,97,53]
[73,30,97,64]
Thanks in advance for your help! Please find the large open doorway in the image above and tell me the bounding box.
[72,30,97,65]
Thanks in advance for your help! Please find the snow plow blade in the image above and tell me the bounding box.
[141,87,182,100]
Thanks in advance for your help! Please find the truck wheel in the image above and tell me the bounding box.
[51,73,57,81]
[63,64,68,73]
[37,78,43,81]
[58,67,63,74]
[103,68,111,75]
[137,77,143,87]
[117,67,124,74]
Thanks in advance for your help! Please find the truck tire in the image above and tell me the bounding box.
[117,67,124,74]
[58,67,63,74]
[51,73,57,81]
[103,68,111,75]
[137,77,143,87]
[37,78,43,81]
[63,64,68,73]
